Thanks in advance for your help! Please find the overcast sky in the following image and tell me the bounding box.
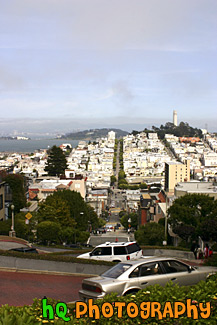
[0,0,217,134]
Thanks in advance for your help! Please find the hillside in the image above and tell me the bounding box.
[60,128,128,140]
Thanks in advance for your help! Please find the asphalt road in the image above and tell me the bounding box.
[0,270,89,306]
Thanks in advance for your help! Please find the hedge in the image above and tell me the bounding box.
[0,249,115,267]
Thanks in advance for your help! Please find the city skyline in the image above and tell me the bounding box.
[0,1,217,134]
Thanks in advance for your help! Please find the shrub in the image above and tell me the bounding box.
[36,221,61,245]
[135,223,164,246]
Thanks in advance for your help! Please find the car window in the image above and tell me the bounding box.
[129,267,140,278]
[139,262,163,277]
[92,247,112,256]
[114,246,127,255]
[126,243,141,254]
[161,260,189,273]
[102,263,132,279]
[92,248,102,256]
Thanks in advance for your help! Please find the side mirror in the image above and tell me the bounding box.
[188,266,193,273]
[89,252,93,257]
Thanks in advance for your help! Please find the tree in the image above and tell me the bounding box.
[198,218,217,242]
[168,194,217,242]
[135,223,164,246]
[37,221,61,244]
[120,212,138,229]
[0,220,11,235]
[45,145,68,176]
[59,227,76,244]
[37,195,74,228]
[140,183,147,189]
[3,174,26,214]
[110,175,117,185]
[118,170,126,180]
[37,190,99,231]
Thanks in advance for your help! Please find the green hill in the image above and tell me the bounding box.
[60,128,128,140]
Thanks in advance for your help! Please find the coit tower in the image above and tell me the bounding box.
[173,110,177,126]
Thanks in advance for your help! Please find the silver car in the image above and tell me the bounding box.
[79,257,217,301]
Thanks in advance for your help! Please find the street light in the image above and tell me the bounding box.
[9,204,16,237]
[163,197,168,246]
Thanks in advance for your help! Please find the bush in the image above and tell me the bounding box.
[36,221,61,245]
[135,223,164,246]
[0,220,11,235]
[0,249,115,266]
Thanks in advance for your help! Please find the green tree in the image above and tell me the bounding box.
[45,145,68,176]
[120,212,138,229]
[37,190,98,231]
[59,227,75,244]
[86,205,100,230]
[37,221,61,244]
[0,220,11,235]
[135,223,164,246]
[168,194,217,242]
[3,174,26,214]
[118,178,128,185]
[37,195,74,228]
[110,175,117,185]
[140,183,147,189]
[198,218,217,242]
[118,170,126,180]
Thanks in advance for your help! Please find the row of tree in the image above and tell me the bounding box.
[120,193,217,247]
[0,189,102,245]
[152,122,202,139]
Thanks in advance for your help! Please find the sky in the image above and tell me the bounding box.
[0,0,217,135]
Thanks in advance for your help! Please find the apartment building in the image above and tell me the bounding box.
[165,159,190,193]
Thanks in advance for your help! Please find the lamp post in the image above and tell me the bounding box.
[163,196,168,246]
[9,204,16,237]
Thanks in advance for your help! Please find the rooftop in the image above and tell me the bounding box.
[175,181,217,193]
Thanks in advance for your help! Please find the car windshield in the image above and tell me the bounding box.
[102,263,132,279]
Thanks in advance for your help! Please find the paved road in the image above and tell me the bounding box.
[0,270,89,306]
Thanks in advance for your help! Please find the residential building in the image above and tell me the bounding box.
[174,181,217,200]
[29,176,86,201]
[165,159,190,193]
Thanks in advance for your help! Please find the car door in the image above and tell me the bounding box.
[161,260,200,286]
[90,246,112,261]
[136,262,169,289]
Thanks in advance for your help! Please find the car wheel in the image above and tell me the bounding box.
[124,289,139,296]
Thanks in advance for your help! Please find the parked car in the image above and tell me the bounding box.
[105,225,113,232]
[77,241,143,262]
[66,243,81,249]
[9,247,38,254]
[79,257,217,301]
[97,228,107,234]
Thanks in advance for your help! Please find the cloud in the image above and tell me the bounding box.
[0,0,216,127]
[0,65,25,90]
[1,0,217,51]
[111,81,134,102]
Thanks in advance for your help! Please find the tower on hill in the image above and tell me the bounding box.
[173,110,177,126]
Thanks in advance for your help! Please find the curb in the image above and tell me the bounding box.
[0,267,96,277]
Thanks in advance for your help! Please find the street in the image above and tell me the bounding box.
[0,270,88,306]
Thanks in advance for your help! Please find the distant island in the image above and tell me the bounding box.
[59,128,129,140]
[0,136,30,140]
